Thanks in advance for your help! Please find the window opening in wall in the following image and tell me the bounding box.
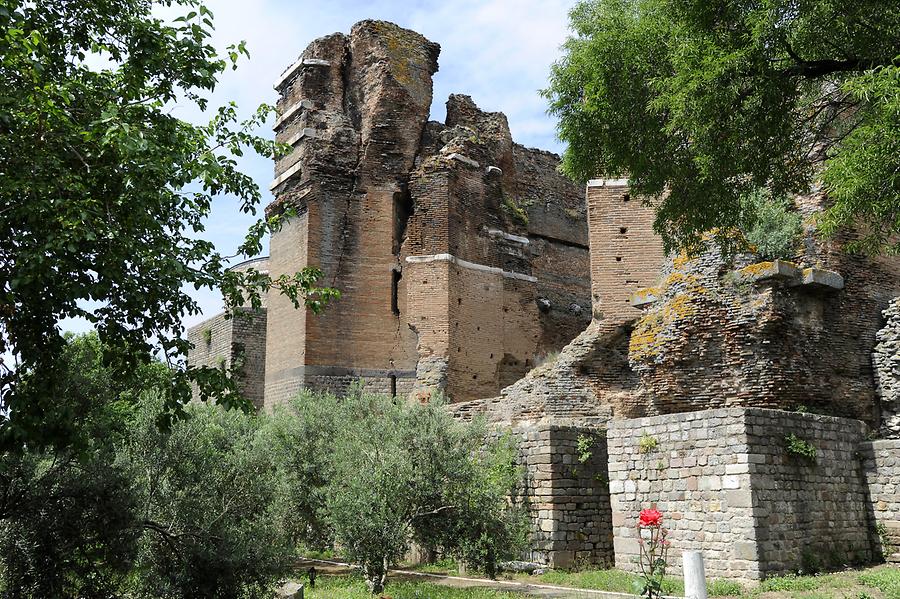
[389,374,397,397]
[391,269,401,316]
[392,189,413,255]
[620,227,628,234]
[623,193,630,202]
[615,256,622,262]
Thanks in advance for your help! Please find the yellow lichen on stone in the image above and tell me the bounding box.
[672,251,693,270]
[629,293,698,361]
[629,264,713,361]
[738,261,775,277]
[633,287,660,302]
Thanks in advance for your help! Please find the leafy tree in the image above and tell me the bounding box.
[0,333,143,597]
[0,333,294,598]
[0,0,338,450]
[0,439,138,598]
[545,0,900,254]
[121,395,294,598]
[278,389,527,594]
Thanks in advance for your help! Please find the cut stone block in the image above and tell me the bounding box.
[445,152,479,168]
[274,100,315,130]
[799,267,844,290]
[631,287,659,308]
[283,127,318,147]
[736,259,802,284]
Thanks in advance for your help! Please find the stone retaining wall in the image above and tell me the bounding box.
[608,408,872,581]
[513,423,613,568]
[861,438,900,562]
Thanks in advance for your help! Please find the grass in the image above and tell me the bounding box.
[302,575,536,598]
[498,563,899,599]
[310,560,900,599]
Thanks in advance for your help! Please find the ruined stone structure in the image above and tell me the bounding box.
[187,257,269,408]
[450,180,900,574]
[187,20,900,581]
[188,21,591,408]
[875,298,900,437]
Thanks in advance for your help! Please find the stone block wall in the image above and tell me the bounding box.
[187,307,268,408]
[861,439,900,562]
[608,408,872,581]
[514,423,613,568]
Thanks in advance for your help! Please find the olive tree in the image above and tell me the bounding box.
[276,389,528,594]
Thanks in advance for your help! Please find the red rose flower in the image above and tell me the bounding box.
[639,508,663,527]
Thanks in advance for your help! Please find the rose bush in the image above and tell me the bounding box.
[634,507,670,599]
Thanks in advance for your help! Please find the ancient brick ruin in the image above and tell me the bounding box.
[188,20,900,580]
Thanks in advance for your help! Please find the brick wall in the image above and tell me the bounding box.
[629,243,900,427]
[256,23,592,406]
[586,180,665,323]
[187,307,267,408]
[608,408,873,580]
[264,208,311,409]
[860,439,900,562]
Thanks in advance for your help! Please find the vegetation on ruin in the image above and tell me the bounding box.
[545,0,900,255]
[501,194,530,226]
[740,190,804,261]
[0,333,526,597]
[0,0,338,451]
[638,433,659,454]
[785,433,818,462]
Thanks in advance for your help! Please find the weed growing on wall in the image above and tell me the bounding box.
[785,433,817,462]
[638,434,658,454]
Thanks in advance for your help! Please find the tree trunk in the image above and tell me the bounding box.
[364,556,388,594]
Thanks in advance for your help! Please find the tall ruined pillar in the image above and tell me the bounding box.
[585,179,665,322]
[264,21,439,409]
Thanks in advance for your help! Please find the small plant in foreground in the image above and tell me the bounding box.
[785,433,817,463]
[633,508,669,599]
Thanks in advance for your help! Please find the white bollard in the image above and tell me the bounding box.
[683,550,708,599]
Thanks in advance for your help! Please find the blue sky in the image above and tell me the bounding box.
[68,0,580,335]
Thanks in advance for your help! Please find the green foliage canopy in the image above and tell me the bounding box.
[0,334,294,598]
[274,389,528,594]
[545,0,900,254]
[0,0,338,450]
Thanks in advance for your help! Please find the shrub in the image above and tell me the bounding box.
[121,396,293,598]
[0,450,138,598]
[785,433,817,463]
[741,189,803,260]
[638,434,658,454]
[277,389,527,593]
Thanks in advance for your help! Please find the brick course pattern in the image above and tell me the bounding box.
[608,408,873,580]
[187,257,269,408]
[860,439,900,563]
[187,20,592,409]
